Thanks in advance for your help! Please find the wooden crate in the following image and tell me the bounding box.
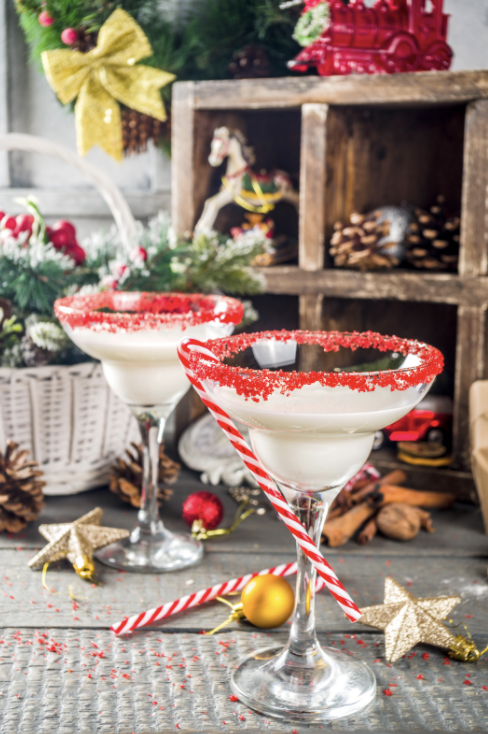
[171,70,488,492]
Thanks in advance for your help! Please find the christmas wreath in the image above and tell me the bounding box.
[16,0,302,158]
[0,200,267,368]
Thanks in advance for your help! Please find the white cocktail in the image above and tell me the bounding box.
[55,292,243,573]
[189,329,443,721]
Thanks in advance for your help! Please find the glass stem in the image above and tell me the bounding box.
[287,491,329,658]
[136,411,166,534]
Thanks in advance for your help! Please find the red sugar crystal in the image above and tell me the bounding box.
[189,330,443,400]
[55,292,243,333]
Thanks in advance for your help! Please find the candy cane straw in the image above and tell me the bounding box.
[112,561,325,635]
[177,338,362,623]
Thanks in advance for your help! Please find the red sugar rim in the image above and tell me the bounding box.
[188,330,444,398]
[54,292,244,332]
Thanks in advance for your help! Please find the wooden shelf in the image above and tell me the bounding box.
[256,267,488,306]
[187,70,488,110]
[172,71,488,478]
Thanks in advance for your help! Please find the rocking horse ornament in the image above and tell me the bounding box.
[195,127,299,233]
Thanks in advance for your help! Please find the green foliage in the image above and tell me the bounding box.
[91,212,268,298]
[16,0,301,84]
[0,316,23,354]
[0,250,76,315]
[185,231,265,295]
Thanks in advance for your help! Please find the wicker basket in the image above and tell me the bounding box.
[0,133,140,495]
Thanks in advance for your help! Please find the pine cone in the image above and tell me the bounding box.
[109,442,179,508]
[329,211,400,271]
[71,29,98,53]
[20,335,54,368]
[121,106,170,156]
[403,196,460,271]
[0,441,45,533]
[229,45,270,79]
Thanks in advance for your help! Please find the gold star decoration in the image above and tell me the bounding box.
[360,577,461,662]
[28,507,129,580]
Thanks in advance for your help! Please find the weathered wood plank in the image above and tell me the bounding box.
[299,294,323,332]
[257,267,488,306]
[172,82,196,236]
[459,100,488,278]
[453,305,488,468]
[1,547,487,633]
[187,71,488,110]
[5,477,483,556]
[299,104,328,271]
[1,628,487,733]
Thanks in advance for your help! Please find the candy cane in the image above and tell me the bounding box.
[112,561,325,636]
[177,338,362,623]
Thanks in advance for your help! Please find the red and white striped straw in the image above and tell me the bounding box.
[111,560,325,635]
[177,338,362,623]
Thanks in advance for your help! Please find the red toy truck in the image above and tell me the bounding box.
[373,395,453,449]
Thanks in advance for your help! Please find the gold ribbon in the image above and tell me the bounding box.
[41,8,175,161]
[191,499,256,541]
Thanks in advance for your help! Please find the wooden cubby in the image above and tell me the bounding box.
[172,70,488,492]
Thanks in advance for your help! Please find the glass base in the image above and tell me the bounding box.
[94,524,203,573]
[231,643,376,723]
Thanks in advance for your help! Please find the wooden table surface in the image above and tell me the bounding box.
[1,469,487,733]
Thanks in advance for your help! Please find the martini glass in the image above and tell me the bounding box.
[189,329,443,722]
[54,292,243,573]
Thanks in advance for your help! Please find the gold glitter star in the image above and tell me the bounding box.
[360,577,461,662]
[28,507,129,578]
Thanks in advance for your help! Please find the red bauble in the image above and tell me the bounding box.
[38,11,54,26]
[182,491,224,530]
[52,220,76,244]
[50,229,72,249]
[67,243,86,266]
[2,216,16,231]
[61,28,78,45]
[14,214,34,237]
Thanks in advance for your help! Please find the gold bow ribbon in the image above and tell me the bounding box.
[41,8,175,161]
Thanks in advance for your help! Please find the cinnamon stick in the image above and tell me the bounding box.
[373,485,455,509]
[357,517,378,545]
[351,470,407,504]
[322,502,376,547]
[329,469,407,519]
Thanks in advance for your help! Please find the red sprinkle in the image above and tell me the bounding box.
[188,330,443,400]
[417,675,423,680]
[55,293,243,333]
[383,689,392,696]
[463,680,472,685]
[229,695,239,702]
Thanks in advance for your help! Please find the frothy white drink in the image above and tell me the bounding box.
[207,381,431,491]
[67,321,233,407]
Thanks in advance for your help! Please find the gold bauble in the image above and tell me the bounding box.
[241,574,295,628]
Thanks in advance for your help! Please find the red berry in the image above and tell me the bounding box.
[2,216,16,231]
[52,220,76,244]
[67,243,86,266]
[14,214,34,237]
[129,246,148,263]
[16,214,34,230]
[50,229,72,249]
[61,28,78,45]
[38,10,54,26]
